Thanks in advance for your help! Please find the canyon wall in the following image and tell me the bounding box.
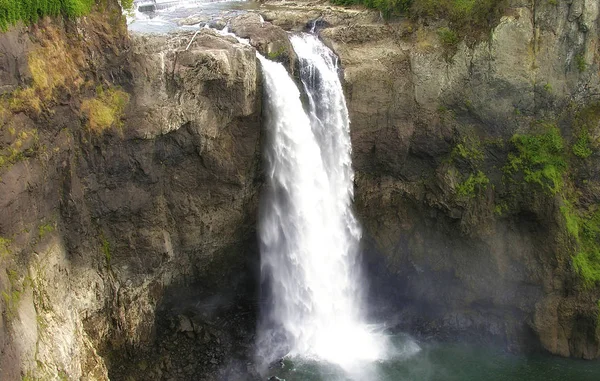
[0,2,263,379]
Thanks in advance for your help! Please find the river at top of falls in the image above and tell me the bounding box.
[256,33,413,376]
[127,0,255,34]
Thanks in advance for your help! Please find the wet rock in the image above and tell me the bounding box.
[229,13,297,73]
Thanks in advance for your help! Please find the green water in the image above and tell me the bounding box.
[268,337,600,381]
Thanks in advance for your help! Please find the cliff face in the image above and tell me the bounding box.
[0,3,263,380]
[1,0,600,379]
[317,0,600,359]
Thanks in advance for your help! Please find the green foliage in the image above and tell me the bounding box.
[543,83,553,93]
[452,139,484,162]
[560,201,600,287]
[506,124,567,194]
[437,26,459,48]
[572,130,592,158]
[571,102,600,159]
[0,0,94,32]
[2,269,24,320]
[38,223,55,239]
[266,46,287,60]
[330,0,506,34]
[121,0,134,10]
[494,202,508,216]
[0,236,11,260]
[101,236,111,268]
[456,170,489,198]
[575,53,587,73]
[81,87,130,133]
[572,247,600,287]
[330,0,411,18]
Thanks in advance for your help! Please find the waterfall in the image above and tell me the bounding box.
[257,34,388,371]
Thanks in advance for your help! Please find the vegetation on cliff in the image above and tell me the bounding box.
[0,0,93,31]
[0,0,134,31]
[331,0,507,38]
[486,119,600,287]
[81,86,130,133]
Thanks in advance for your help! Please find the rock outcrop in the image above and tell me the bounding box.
[317,0,600,360]
[0,6,263,381]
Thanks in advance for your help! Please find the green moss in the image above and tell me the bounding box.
[451,139,484,162]
[572,130,593,158]
[0,0,94,32]
[494,202,508,216]
[505,123,567,194]
[456,170,489,198]
[2,269,24,321]
[575,53,587,73]
[572,250,600,287]
[266,46,287,60]
[101,236,111,268]
[330,0,507,37]
[81,87,130,133]
[38,223,55,239]
[437,26,459,47]
[0,236,10,260]
[571,102,600,159]
[560,201,600,287]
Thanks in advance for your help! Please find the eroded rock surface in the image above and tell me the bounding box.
[0,9,262,381]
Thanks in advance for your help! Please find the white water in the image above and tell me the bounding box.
[258,34,391,372]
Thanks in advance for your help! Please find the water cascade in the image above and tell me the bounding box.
[257,34,390,371]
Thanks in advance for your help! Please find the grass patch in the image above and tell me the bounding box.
[456,170,489,198]
[505,123,567,195]
[0,0,94,32]
[0,128,39,171]
[8,25,83,115]
[81,87,129,133]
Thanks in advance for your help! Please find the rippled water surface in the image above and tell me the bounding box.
[127,0,257,34]
[268,337,600,381]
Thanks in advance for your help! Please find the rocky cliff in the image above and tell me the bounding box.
[1,0,600,380]
[257,0,600,361]
[320,0,600,360]
[0,2,264,380]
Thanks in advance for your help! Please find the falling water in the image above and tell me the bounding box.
[257,34,389,371]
